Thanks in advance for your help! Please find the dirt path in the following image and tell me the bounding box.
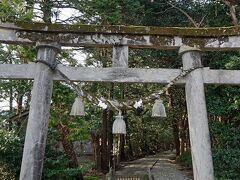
[113,151,192,180]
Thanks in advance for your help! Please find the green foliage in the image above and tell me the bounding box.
[0,161,15,180]
[0,129,23,179]
[43,128,94,179]
[176,150,192,168]
[207,86,240,116]
[84,176,99,180]
[213,149,240,179]
[210,121,240,179]
[44,165,86,180]
[70,0,144,25]
[206,70,240,178]
[127,108,173,156]
[210,121,240,148]
[0,0,33,21]
[50,82,90,142]
[44,155,94,180]
[225,55,240,70]
[68,119,90,142]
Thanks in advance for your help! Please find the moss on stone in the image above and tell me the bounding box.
[13,21,240,37]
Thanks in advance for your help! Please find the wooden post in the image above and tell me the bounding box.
[20,42,60,180]
[179,46,214,180]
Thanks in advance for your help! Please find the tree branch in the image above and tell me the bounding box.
[167,2,199,27]
[166,2,209,28]
[222,0,238,26]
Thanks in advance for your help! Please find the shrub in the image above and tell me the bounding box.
[176,150,192,168]
[213,149,240,179]
[0,129,23,179]
[84,176,99,180]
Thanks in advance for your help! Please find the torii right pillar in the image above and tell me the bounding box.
[179,46,214,180]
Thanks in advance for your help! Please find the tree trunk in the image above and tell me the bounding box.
[42,0,52,23]
[8,81,13,130]
[180,114,187,155]
[223,0,238,26]
[56,123,83,180]
[173,119,180,156]
[119,85,126,161]
[16,93,23,128]
[167,90,181,156]
[96,135,101,171]
[120,134,125,160]
[108,109,114,168]
[90,132,97,163]
[90,132,101,170]
[101,109,109,172]
[126,118,133,159]
[107,83,114,168]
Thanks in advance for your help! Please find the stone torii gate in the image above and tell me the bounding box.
[1,22,240,180]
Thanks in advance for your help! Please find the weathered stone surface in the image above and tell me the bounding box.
[180,46,214,180]
[4,21,240,36]
[112,46,128,67]
[1,22,240,50]
[1,64,240,85]
[19,42,60,180]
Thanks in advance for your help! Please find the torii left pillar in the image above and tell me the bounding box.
[20,42,61,180]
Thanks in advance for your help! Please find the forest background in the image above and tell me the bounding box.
[0,0,240,179]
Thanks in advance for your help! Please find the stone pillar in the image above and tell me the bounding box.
[111,46,128,169]
[112,46,128,68]
[20,42,60,180]
[179,45,214,180]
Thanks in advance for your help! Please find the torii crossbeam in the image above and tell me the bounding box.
[1,21,240,180]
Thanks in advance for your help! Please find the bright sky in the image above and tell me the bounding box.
[54,7,87,65]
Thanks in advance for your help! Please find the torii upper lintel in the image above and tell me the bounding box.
[1,21,240,50]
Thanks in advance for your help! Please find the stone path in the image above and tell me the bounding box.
[114,151,192,180]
